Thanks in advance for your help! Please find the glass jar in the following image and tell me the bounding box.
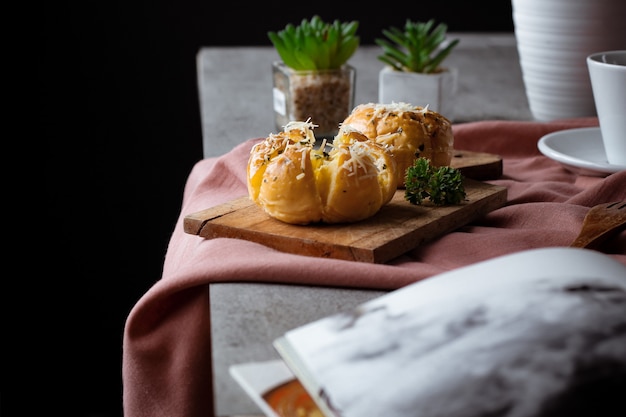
[272,61,356,139]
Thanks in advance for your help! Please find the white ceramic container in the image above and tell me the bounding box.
[378,66,458,121]
[511,0,626,121]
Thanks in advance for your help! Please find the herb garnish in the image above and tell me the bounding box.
[404,158,466,206]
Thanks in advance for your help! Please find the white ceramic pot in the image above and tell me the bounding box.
[511,0,626,121]
[378,66,458,121]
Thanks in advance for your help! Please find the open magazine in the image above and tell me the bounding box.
[231,247,626,417]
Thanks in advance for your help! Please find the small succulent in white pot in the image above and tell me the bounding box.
[376,19,460,119]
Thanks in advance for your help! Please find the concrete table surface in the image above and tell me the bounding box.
[197,33,532,159]
[196,32,533,417]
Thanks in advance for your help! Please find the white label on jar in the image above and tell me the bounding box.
[273,88,286,116]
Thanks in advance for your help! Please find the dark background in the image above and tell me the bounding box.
[42,2,513,416]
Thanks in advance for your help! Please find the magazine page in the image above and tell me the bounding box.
[230,359,324,417]
[273,247,626,417]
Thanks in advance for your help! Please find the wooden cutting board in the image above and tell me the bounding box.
[449,149,502,180]
[184,178,507,264]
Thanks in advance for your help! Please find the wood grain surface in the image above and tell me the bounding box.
[184,178,507,263]
[449,149,502,180]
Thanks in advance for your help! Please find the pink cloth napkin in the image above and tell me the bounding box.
[123,118,626,417]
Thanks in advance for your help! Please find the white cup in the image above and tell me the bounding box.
[587,51,626,166]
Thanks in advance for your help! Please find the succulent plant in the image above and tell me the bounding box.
[268,15,360,71]
[376,19,459,74]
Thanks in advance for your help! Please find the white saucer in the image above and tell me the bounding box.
[538,127,626,176]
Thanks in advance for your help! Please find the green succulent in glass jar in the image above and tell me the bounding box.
[268,15,360,71]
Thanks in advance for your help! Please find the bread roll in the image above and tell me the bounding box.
[247,121,398,225]
[342,102,454,187]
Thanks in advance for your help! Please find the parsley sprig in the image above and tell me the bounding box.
[404,158,466,206]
